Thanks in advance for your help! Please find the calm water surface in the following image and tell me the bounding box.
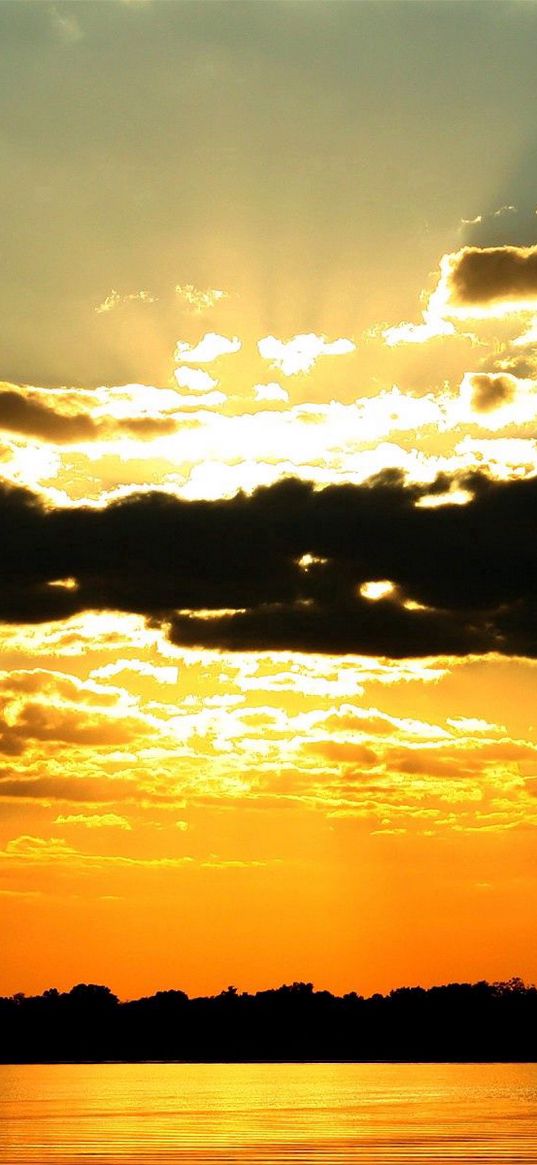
[1,1062,536,1164]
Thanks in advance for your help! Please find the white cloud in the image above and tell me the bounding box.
[174,333,241,364]
[176,285,227,312]
[175,391,227,409]
[383,312,456,347]
[253,382,289,403]
[354,386,443,437]
[455,435,537,476]
[174,367,218,392]
[90,660,179,685]
[258,333,355,376]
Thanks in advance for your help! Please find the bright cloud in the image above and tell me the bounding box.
[174,367,218,392]
[384,313,456,346]
[258,333,355,376]
[175,333,241,363]
[7,376,537,508]
[90,660,179,685]
[175,390,227,410]
[253,382,289,403]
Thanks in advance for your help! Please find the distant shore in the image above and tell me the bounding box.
[2,978,536,1063]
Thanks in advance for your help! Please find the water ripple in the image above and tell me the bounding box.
[1,1062,537,1164]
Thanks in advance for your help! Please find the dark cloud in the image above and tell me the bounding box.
[448,245,537,308]
[0,775,137,803]
[0,388,178,445]
[2,471,537,657]
[0,391,98,443]
[467,374,517,414]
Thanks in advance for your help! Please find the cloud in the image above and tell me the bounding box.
[0,667,156,757]
[96,289,157,314]
[464,373,516,414]
[253,383,289,403]
[175,285,227,312]
[384,244,537,346]
[3,472,537,658]
[444,246,537,314]
[174,333,241,364]
[456,435,537,475]
[0,384,179,446]
[53,813,132,830]
[7,376,537,503]
[383,314,456,347]
[0,835,271,872]
[173,390,227,409]
[0,611,172,659]
[90,660,178,684]
[258,334,355,376]
[0,389,99,443]
[512,318,537,348]
[174,367,218,392]
[0,774,139,805]
[457,372,537,429]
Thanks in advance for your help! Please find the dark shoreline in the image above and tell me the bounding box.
[2,978,537,1064]
[2,1058,537,1066]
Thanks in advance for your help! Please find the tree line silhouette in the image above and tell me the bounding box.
[1,978,536,1063]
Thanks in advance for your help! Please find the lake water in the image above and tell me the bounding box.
[1,1062,536,1164]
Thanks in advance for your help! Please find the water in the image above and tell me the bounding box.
[1,1063,536,1164]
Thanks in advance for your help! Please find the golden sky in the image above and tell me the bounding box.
[2,0,537,1000]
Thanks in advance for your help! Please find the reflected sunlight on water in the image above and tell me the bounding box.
[1,1063,536,1164]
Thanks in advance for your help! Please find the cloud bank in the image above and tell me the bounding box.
[2,472,537,658]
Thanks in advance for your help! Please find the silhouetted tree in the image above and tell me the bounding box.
[1,978,536,1063]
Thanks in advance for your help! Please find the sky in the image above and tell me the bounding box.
[2,0,537,1001]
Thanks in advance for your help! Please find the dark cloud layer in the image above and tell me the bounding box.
[1,472,537,658]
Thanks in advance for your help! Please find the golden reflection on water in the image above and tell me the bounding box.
[1,1063,537,1164]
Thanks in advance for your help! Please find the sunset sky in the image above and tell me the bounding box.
[2,0,537,1001]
